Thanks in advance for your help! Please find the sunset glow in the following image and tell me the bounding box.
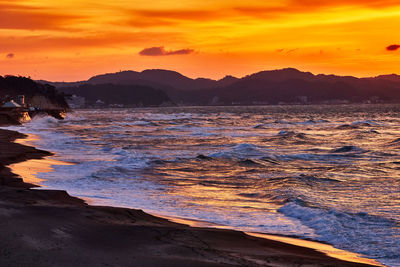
[1,0,400,80]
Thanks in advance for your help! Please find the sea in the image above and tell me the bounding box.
[5,105,400,266]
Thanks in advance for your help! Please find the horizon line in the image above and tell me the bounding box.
[3,67,400,83]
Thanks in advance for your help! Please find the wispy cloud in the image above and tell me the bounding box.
[290,0,400,9]
[130,9,218,21]
[0,31,183,52]
[0,2,83,31]
[386,44,400,51]
[234,0,399,18]
[139,46,194,56]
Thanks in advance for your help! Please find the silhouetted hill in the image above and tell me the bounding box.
[42,69,238,91]
[372,74,400,82]
[212,78,362,105]
[60,84,172,107]
[1,76,68,109]
[86,69,236,91]
[36,80,87,88]
[244,68,315,82]
[216,75,240,87]
[39,68,400,106]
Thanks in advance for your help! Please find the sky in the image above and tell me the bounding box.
[1,0,400,81]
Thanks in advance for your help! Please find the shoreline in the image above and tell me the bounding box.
[154,214,382,266]
[0,127,382,266]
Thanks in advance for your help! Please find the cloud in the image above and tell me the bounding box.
[290,0,399,9]
[139,46,194,56]
[275,48,299,53]
[0,2,83,31]
[234,0,399,18]
[128,9,219,22]
[6,53,14,59]
[286,48,299,54]
[127,1,399,26]
[0,31,183,52]
[386,44,400,51]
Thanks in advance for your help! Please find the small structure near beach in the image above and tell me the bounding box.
[0,96,31,124]
[15,95,26,107]
[2,100,22,108]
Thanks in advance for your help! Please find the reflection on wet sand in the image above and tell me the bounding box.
[157,214,382,267]
[9,134,73,186]
[248,233,383,267]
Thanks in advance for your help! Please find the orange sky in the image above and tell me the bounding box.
[1,0,400,81]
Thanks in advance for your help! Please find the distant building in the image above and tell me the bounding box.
[109,103,124,108]
[2,100,21,108]
[92,99,106,108]
[367,96,380,104]
[210,96,219,105]
[252,101,269,105]
[15,95,25,107]
[297,96,308,104]
[328,99,350,104]
[66,95,85,109]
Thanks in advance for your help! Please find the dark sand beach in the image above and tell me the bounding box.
[0,128,381,267]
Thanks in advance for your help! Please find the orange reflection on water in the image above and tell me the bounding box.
[9,134,74,186]
[14,133,40,146]
[9,158,73,185]
[170,183,280,211]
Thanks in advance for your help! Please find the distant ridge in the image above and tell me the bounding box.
[373,74,400,82]
[39,68,400,106]
[39,69,239,91]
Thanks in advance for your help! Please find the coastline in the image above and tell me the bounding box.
[0,128,382,266]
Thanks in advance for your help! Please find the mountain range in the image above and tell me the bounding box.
[38,68,400,106]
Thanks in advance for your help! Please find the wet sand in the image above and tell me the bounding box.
[0,128,382,266]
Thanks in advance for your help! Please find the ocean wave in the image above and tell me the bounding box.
[25,115,60,129]
[196,154,213,160]
[294,174,341,184]
[277,130,308,139]
[367,129,380,134]
[132,120,160,126]
[64,112,88,122]
[260,156,280,164]
[296,119,317,125]
[278,201,400,266]
[237,192,290,203]
[331,145,366,153]
[142,112,193,121]
[350,129,380,136]
[253,123,268,129]
[238,159,265,167]
[336,124,359,130]
[273,120,293,124]
[209,143,268,159]
[388,138,400,147]
[263,175,341,189]
[350,119,383,127]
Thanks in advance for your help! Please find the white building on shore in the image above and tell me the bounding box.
[66,95,86,109]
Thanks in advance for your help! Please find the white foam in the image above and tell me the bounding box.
[278,202,400,266]
[209,143,272,159]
